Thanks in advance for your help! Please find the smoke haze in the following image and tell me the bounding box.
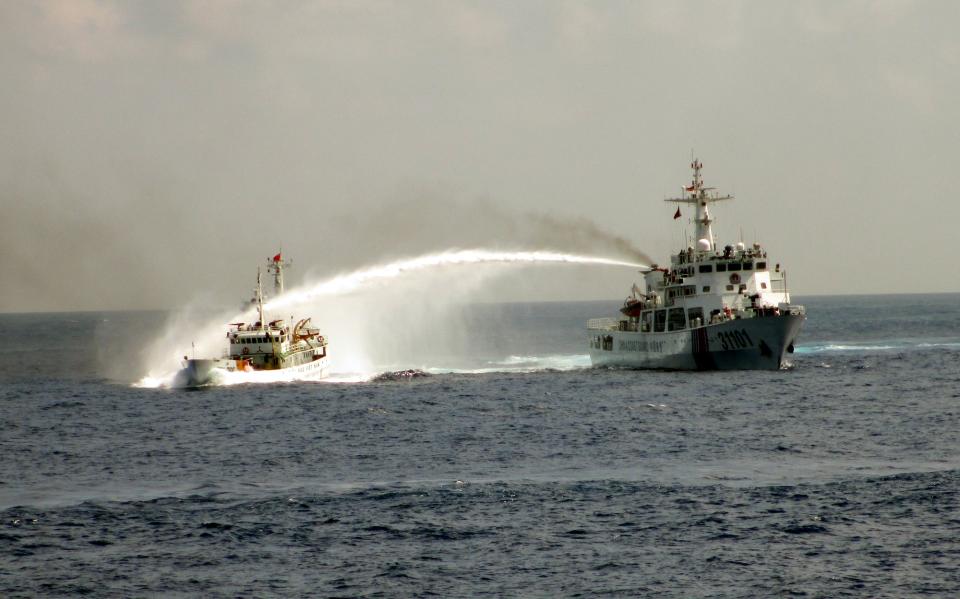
[313,193,652,270]
[0,169,650,312]
[2,1,959,313]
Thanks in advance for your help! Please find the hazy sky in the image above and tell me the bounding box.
[2,0,958,312]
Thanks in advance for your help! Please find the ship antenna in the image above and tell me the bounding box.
[256,267,265,332]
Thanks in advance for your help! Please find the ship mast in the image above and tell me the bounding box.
[665,159,733,251]
[267,251,291,295]
[256,267,265,331]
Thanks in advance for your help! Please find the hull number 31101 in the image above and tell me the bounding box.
[716,329,753,350]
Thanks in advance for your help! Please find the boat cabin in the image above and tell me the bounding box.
[614,159,794,335]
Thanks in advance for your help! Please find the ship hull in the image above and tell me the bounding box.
[588,313,804,371]
[183,356,330,387]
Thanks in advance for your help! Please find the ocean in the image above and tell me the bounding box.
[2,294,960,597]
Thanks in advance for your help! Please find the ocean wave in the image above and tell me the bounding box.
[795,340,960,355]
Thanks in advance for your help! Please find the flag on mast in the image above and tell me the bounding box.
[272,253,282,263]
[673,207,682,220]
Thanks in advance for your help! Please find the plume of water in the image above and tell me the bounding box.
[136,249,647,387]
[266,249,646,312]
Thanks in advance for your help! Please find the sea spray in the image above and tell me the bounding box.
[136,305,241,388]
[136,249,647,387]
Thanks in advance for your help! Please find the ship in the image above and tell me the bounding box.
[587,159,805,370]
[183,253,330,386]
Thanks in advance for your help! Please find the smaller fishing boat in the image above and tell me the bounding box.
[183,254,330,386]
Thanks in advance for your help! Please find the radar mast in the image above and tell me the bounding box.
[267,251,291,296]
[665,159,734,251]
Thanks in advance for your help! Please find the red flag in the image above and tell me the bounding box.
[673,207,681,220]
[272,253,282,262]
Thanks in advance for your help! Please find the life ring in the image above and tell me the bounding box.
[729,273,741,285]
[242,346,250,355]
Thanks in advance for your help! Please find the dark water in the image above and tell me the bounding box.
[2,295,960,597]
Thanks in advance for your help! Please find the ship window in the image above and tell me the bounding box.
[668,308,686,331]
[687,307,704,328]
[641,311,653,332]
[698,264,713,273]
[727,263,741,272]
[761,282,768,289]
[742,261,753,271]
[716,262,727,272]
[726,284,734,291]
[654,310,666,332]
[702,285,711,293]
[757,261,767,270]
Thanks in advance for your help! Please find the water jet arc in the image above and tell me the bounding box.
[266,249,648,311]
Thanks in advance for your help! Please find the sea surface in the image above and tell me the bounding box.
[2,294,960,597]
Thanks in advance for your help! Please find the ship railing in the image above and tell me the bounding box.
[587,318,618,331]
[742,303,805,319]
[770,279,788,293]
[781,304,805,316]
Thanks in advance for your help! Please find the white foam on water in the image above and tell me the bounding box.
[917,341,960,349]
[135,368,373,389]
[800,344,898,353]
[320,372,376,384]
[491,353,592,370]
[795,339,960,355]
[424,354,591,375]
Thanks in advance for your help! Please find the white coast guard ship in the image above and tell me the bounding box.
[588,160,805,370]
[183,254,330,386]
